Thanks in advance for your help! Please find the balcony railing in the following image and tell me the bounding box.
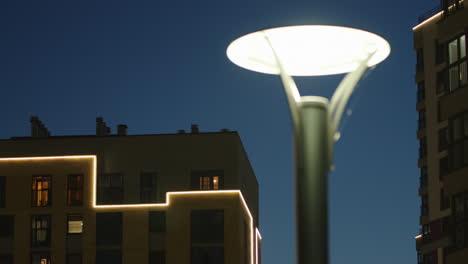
[418,4,442,23]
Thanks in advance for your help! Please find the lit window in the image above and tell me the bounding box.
[31,253,50,264]
[67,174,83,206]
[446,34,467,92]
[67,214,83,234]
[32,176,51,207]
[191,171,223,191]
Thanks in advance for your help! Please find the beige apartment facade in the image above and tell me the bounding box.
[0,120,260,264]
[413,1,467,263]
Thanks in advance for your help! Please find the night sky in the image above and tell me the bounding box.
[0,0,431,263]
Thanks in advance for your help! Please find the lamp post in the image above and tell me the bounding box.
[226,25,390,264]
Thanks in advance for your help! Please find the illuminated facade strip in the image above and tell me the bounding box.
[413,0,465,31]
[255,228,262,264]
[0,155,258,264]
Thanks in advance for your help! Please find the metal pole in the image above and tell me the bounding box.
[295,97,329,264]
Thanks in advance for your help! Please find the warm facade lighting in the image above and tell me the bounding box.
[0,155,258,264]
[227,25,390,76]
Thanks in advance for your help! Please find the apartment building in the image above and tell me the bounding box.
[0,117,261,264]
[413,1,467,263]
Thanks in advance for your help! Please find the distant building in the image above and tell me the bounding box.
[413,1,467,264]
[0,117,261,264]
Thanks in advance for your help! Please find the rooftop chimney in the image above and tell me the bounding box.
[30,116,51,138]
[191,124,199,134]
[96,117,111,136]
[117,124,128,136]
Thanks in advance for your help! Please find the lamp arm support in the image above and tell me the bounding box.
[328,51,375,162]
[262,32,301,130]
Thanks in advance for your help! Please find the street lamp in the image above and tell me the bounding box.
[226,25,390,264]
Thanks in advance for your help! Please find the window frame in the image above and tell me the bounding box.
[191,170,224,191]
[31,175,52,207]
[31,215,51,247]
[67,214,84,235]
[140,172,158,203]
[67,174,83,206]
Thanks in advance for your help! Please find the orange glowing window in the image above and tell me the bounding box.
[32,176,51,207]
[192,171,224,191]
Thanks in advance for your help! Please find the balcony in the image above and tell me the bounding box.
[417,0,464,23]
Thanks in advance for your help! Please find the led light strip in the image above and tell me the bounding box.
[0,155,260,264]
[413,0,465,31]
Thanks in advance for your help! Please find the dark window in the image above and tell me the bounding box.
[191,171,224,190]
[0,176,5,208]
[31,215,51,247]
[67,254,82,264]
[417,48,424,72]
[96,212,122,246]
[436,41,446,65]
[96,250,121,264]
[97,173,123,204]
[191,247,224,264]
[191,210,224,244]
[31,252,50,264]
[437,69,449,94]
[0,215,14,237]
[32,175,51,207]
[0,255,13,264]
[68,174,83,206]
[421,195,429,217]
[439,128,449,151]
[448,112,468,171]
[149,211,166,233]
[140,172,158,203]
[149,251,165,264]
[417,81,425,102]
[420,167,428,187]
[67,214,83,234]
[418,110,426,130]
[440,157,449,177]
[419,138,427,158]
[440,189,450,210]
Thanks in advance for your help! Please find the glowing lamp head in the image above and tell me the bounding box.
[227,25,391,76]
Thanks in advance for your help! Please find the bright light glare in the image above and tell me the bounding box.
[227,25,391,76]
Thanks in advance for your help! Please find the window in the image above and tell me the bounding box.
[31,215,51,247]
[68,174,83,206]
[191,247,224,264]
[447,34,467,92]
[418,110,426,130]
[0,215,14,238]
[67,254,82,264]
[440,189,450,210]
[31,253,50,264]
[421,195,428,217]
[436,40,446,65]
[419,138,427,158]
[439,128,449,151]
[0,255,13,264]
[32,175,51,207]
[149,251,165,264]
[191,171,224,190]
[0,176,5,208]
[149,211,166,233]
[417,81,425,102]
[416,48,424,72]
[140,172,158,203]
[96,250,121,264]
[420,167,428,187]
[68,214,83,234]
[440,157,449,177]
[96,212,122,246]
[191,210,224,244]
[448,112,468,171]
[97,173,123,204]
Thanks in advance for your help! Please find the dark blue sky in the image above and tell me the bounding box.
[0,0,433,263]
